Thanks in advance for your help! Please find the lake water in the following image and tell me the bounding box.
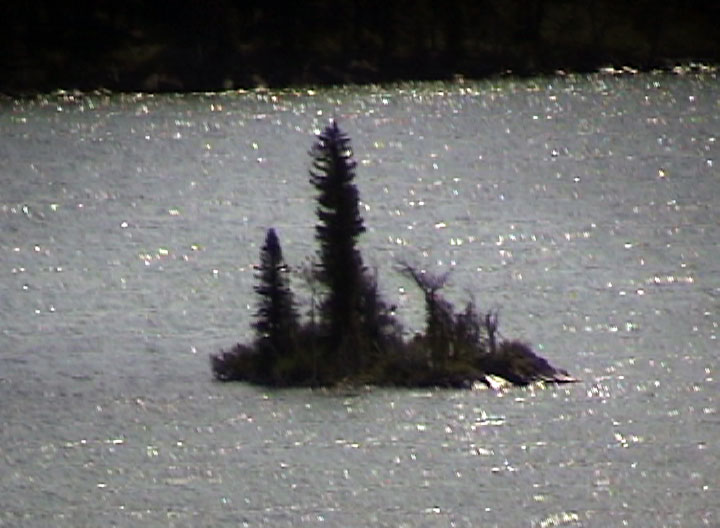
[1,73,718,527]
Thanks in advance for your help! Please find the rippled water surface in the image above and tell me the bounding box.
[1,74,719,527]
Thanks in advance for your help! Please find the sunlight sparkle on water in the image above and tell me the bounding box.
[2,74,719,527]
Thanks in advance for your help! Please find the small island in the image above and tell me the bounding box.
[210,122,576,389]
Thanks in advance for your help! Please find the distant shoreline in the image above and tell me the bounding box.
[3,1,717,96]
[2,62,717,99]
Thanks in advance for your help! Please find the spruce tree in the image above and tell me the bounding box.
[252,228,298,382]
[309,121,367,374]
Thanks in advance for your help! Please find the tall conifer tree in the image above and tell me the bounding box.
[309,121,367,373]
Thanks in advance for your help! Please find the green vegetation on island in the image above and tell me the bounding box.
[210,122,575,389]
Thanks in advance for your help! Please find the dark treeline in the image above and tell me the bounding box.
[2,0,718,93]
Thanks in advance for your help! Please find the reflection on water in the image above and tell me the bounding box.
[1,73,718,526]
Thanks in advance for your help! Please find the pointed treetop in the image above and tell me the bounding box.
[311,121,355,171]
[263,228,281,257]
[318,120,343,143]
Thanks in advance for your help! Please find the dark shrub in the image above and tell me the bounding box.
[210,343,257,381]
[485,340,565,386]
